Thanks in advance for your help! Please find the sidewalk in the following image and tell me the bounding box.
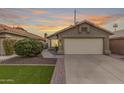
[42,49,63,58]
[0,55,17,62]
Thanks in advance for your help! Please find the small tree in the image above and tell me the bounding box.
[14,38,43,57]
[3,39,16,55]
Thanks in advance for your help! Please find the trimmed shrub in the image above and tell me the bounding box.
[3,39,16,55]
[14,38,43,57]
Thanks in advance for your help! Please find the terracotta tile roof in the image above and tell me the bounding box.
[48,20,113,38]
[0,24,45,41]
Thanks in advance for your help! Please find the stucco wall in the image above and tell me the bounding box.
[5,34,25,40]
[110,39,124,55]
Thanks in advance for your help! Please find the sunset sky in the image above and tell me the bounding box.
[0,8,124,37]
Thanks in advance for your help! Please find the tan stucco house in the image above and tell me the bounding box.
[0,24,44,55]
[48,20,113,55]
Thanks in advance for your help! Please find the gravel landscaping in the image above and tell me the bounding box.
[0,55,57,64]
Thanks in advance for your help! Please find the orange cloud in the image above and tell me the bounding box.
[36,20,53,24]
[25,15,113,33]
[32,25,67,31]
[7,14,114,35]
[17,24,66,32]
[50,14,113,26]
[88,15,112,25]
[32,10,48,14]
[19,16,29,19]
[36,19,72,25]
[75,13,113,25]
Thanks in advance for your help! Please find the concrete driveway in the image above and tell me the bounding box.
[64,55,124,84]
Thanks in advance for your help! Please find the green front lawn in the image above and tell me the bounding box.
[0,65,54,84]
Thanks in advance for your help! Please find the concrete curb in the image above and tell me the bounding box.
[0,64,55,66]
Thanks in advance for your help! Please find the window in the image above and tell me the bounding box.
[81,27,88,32]
[79,25,90,33]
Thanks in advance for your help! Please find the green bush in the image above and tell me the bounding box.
[3,39,16,55]
[14,38,43,57]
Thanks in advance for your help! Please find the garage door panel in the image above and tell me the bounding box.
[64,38,103,54]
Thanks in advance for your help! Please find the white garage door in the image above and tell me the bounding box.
[64,38,103,54]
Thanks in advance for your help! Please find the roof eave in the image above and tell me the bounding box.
[0,31,45,41]
[47,20,113,39]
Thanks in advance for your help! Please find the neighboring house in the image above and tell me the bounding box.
[0,24,44,55]
[110,29,124,55]
[48,20,113,55]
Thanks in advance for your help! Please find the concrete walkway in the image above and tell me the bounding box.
[42,49,63,58]
[0,55,17,62]
[64,54,124,84]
